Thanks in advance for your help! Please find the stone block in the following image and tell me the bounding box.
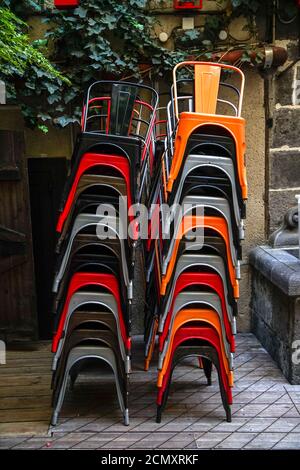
[270,149,300,189]
[272,106,300,148]
[269,189,300,234]
[250,246,300,384]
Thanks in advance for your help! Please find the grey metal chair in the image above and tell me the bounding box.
[159,253,237,335]
[170,154,242,232]
[52,329,126,394]
[157,344,232,423]
[52,291,130,373]
[158,290,233,370]
[52,214,131,297]
[51,345,129,426]
[58,175,126,249]
[56,237,130,292]
[162,195,242,277]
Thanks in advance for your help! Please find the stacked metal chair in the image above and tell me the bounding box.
[51,80,158,426]
[144,61,246,423]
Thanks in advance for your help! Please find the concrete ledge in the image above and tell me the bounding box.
[249,245,300,296]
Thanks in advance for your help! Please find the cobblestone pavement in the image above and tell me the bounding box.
[1,334,300,450]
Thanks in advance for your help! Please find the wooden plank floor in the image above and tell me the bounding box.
[0,342,52,436]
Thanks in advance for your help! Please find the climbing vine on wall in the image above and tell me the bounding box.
[0,0,185,129]
[0,0,295,129]
[0,1,71,131]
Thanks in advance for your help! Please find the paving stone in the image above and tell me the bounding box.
[267,384,287,392]
[251,392,286,404]
[237,417,277,433]
[158,433,197,449]
[101,432,147,449]
[233,391,263,403]
[76,418,120,432]
[195,432,230,449]
[233,403,270,417]
[103,417,149,433]
[130,418,172,432]
[129,432,176,449]
[45,432,95,449]
[258,404,293,418]
[273,434,300,449]
[70,441,102,449]
[282,406,300,417]
[183,391,218,403]
[186,417,227,433]
[274,395,293,404]
[212,417,249,432]
[244,432,286,449]
[0,437,28,449]
[186,403,223,414]
[284,385,300,392]
[2,334,298,451]
[13,438,56,450]
[266,417,300,432]
[51,417,97,433]
[247,381,281,392]
[216,432,256,449]
[287,392,300,404]
[156,417,198,432]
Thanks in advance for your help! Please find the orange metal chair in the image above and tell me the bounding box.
[159,304,232,368]
[157,308,234,388]
[167,62,246,197]
[160,215,239,297]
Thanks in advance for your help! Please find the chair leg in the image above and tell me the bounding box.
[202,357,213,386]
[215,363,232,422]
[226,406,232,423]
[156,405,162,423]
[144,318,158,371]
[124,408,130,426]
[198,357,204,369]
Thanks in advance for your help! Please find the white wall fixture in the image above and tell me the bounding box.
[0,81,6,105]
[159,31,169,42]
[182,16,195,30]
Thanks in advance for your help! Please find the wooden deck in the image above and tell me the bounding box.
[0,342,52,436]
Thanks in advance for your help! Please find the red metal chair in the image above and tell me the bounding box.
[52,272,130,354]
[156,325,233,406]
[56,153,132,233]
[159,272,235,352]
[156,326,232,423]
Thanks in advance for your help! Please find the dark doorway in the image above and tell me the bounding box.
[28,158,67,339]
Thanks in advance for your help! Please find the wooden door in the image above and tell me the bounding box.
[0,106,37,341]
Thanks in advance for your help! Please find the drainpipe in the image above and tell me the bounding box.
[204,46,288,69]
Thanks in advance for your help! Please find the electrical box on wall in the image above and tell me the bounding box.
[54,0,79,8]
[174,0,203,9]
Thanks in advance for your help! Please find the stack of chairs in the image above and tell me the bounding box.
[50,80,158,426]
[144,61,247,423]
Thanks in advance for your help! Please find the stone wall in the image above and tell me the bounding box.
[250,246,300,384]
[267,40,300,235]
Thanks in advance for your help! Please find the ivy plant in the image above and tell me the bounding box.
[41,0,184,128]
[0,1,71,130]
[0,0,293,129]
[0,0,184,129]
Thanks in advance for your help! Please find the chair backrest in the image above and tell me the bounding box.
[194,63,221,114]
[172,61,245,119]
[109,83,138,136]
